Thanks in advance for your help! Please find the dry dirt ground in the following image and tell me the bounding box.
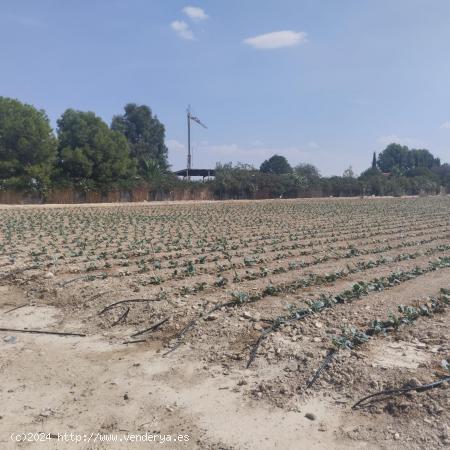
[0,197,449,449]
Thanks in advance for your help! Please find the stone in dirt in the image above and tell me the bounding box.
[39,408,54,417]
[305,413,316,421]
[3,335,16,344]
[242,311,261,321]
[205,313,219,321]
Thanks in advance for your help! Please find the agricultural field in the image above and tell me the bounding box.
[0,197,449,449]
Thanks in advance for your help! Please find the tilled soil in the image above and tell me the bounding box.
[0,197,449,449]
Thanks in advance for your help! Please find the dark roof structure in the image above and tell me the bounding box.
[173,168,215,178]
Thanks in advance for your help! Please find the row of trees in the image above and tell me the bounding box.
[0,97,169,193]
[1,96,449,200]
[213,146,449,199]
[258,144,442,178]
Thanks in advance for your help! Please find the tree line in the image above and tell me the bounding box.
[1,96,449,200]
[214,146,449,199]
[0,97,169,195]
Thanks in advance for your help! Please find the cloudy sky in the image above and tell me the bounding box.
[2,0,450,175]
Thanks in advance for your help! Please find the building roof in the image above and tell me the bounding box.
[173,168,215,177]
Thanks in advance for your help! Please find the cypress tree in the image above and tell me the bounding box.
[372,152,377,170]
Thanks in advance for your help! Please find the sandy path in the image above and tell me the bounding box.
[0,300,361,450]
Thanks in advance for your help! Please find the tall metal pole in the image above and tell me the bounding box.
[187,107,191,181]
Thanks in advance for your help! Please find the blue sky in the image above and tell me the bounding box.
[2,0,450,175]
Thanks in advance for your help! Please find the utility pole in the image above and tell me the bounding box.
[186,106,207,181]
[187,106,191,180]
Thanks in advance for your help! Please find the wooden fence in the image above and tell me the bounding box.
[0,186,214,205]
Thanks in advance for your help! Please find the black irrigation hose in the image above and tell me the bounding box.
[352,376,450,409]
[0,327,86,337]
[162,318,198,357]
[4,304,28,314]
[123,339,147,344]
[131,317,169,338]
[306,349,337,389]
[98,298,161,315]
[162,299,249,356]
[246,332,270,368]
[111,307,130,326]
[247,310,311,368]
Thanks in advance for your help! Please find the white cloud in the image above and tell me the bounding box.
[243,30,307,49]
[183,6,208,21]
[377,135,423,148]
[170,20,195,40]
[440,121,450,129]
[166,139,185,152]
